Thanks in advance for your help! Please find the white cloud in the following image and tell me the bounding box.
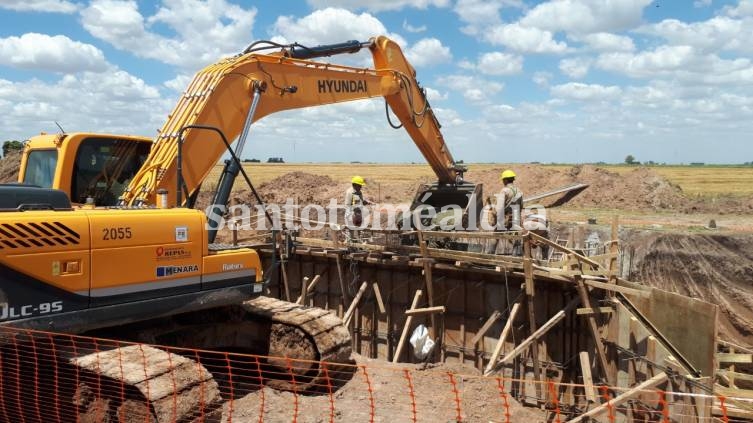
[164,74,193,92]
[641,17,753,54]
[0,71,168,140]
[80,0,256,69]
[425,87,448,101]
[0,33,108,73]
[533,71,553,87]
[485,23,568,53]
[436,74,504,103]
[305,0,450,13]
[551,82,622,101]
[577,32,635,52]
[519,0,653,34]
[694,0,712,7]
[596,45,699,78]
[405,38,452,67]
[476,52,524,75]
[271,8,405,47]
[559,57,591,78]
[725,0,753,17]
[453,0,505,34]
[0,0,78,13]
[403,19,426,33]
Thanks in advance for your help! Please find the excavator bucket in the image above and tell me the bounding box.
[409,182,483,230]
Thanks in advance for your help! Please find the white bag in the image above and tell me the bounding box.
[409,324,435,360]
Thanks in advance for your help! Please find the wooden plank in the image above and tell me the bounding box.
[343,282,368,327]
[579,351,597,403]
[404,306,446,316]
[495,297,579,368]
[296,276,309,305]
[523,238,541,400]
[372,282,386,315]
[576,307,614,315]
[280,256,291,302]
[567,372,668,423]
[718,370,753,383]
[717,353,753,364]
[608,215,619,287]
[393,289,423,363]
[470,310,502,346]
[582,279,650,298]
[305,274,322,293]
[576,280,612,386]
[484,303,521,375]
[335,254,348,307]
[417,231,436,342]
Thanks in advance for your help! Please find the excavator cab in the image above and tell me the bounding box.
[19,133,152,206]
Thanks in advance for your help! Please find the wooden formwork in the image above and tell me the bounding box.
[256,228,718,421]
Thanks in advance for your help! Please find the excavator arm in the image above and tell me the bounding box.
[121,36,464,208]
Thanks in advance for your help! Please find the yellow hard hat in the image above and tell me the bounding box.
[500,169,516,180]
[351,175,366,186]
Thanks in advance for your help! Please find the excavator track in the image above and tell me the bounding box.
[0,297,353,421]
[243,296,354,392]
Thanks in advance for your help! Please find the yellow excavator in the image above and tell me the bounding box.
[0,36,473,420]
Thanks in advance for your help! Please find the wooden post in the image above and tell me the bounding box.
[575,279,612,386]
[393,289,423,363]
[470,311,502,347]
[579,351,597,404]
[296,277,309,305]
[280,255,291,302]
[608,215,619,286]
[335,254,348,306]
[343,281,368,326]
[372,282,386,314]
[417,231,436,340]
[567,372,668,423]
[523,237,541,398]
[484,303,521,375]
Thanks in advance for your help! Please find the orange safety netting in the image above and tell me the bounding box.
[0,325,748,422]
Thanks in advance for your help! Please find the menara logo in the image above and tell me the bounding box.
[317,80,368,94]
[156,264,199,278]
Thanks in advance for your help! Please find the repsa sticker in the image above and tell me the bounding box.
[156,264,199,278]
[175,226,188,242]
[156,246,191,261]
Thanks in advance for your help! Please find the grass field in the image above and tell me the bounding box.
[208,163,753,197]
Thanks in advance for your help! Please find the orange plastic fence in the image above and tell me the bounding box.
[0,325,748,422]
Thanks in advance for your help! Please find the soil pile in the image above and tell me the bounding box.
[257,171,342,205]
[204,164,751,214]
[0,149,22,183]
[467,165,694,212]
[624,231,753,346]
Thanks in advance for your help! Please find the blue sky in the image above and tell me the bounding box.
[1,0,752,164]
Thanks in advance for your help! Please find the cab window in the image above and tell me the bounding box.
[71,138,150,205]
[23,149,57,188]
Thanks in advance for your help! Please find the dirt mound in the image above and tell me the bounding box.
[257,171,342,205]
[624,231,753,346]
[467,165,693,211]
[0,149,22,183]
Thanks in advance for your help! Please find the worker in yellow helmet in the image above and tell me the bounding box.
[344,176,370,241]
[497,169,523,231]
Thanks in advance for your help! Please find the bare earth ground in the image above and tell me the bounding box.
[223,355,548,423]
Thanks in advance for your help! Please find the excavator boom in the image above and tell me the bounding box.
[122,36,464,208]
